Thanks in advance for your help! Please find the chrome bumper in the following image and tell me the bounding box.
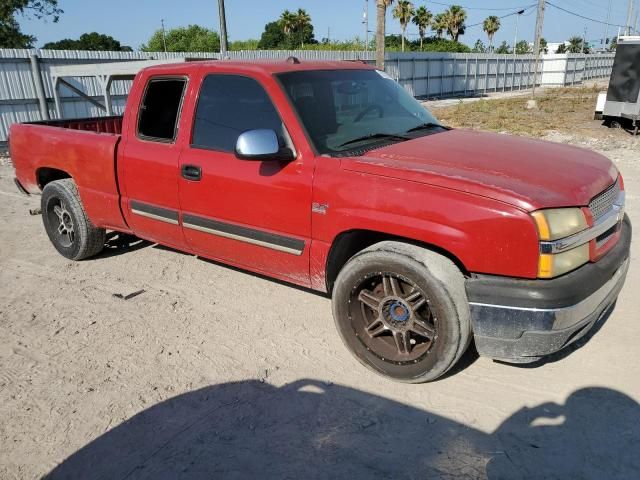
[470,257,629,362]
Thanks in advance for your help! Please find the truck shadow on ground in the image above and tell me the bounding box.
[44,380,639,480]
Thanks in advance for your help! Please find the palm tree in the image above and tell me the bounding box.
[482,15,500,52]
[444,5,467,42]
[432,13,447,39]
[376,0,394,69]
[567,35,584,53]
[294,8,312,48]
[412,5,433,50]
[279,10,296,38]
[392,0,414,52]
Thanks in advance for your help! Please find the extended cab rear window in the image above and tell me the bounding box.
[138,78,187,142]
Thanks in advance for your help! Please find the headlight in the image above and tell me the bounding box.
[532,208,589,278]
[531,208,588,240]
[538,244,590,278]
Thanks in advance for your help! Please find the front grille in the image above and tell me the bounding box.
[589,180,620,221]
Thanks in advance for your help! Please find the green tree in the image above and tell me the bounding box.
[43,32,132,51]
[0,17,34,47]
[294,8,312,48]
[515,40,531,54]
[421,36,469,52]
[392,0,414,52]
[472,39,487,53]
[258,21,286,49]
[482,15,500,52]
[141,25,219,52]
[444,5,466,42]
[556,43,567,54]
[308,37,368,51]
[567,35,588,53]
[229,39,259,50]
[495,41,510,54]
[412,6,433,51]
[257,13,316,50]
[539,37,548,54]
[0,0,62,48]
[432,13,447,39]
[279,10,296,39]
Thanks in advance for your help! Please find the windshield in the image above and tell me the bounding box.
[277,69,443,155]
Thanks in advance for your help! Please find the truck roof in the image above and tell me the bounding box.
[141,58,377,76]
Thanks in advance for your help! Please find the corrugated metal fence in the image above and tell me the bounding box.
[0,49,614,144]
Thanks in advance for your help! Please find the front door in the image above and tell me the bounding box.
[178,73,313,285]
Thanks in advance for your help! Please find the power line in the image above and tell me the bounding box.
[567,0,627,16]
[545,1,628,28]
[464,5,537,30]
[427,1,536,12]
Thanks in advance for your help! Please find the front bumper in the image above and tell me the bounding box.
[466,215,631,363]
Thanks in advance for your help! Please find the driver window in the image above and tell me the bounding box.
[191,75,287,152]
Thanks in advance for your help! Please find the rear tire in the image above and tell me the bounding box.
[332,242,471,383]
[41,179,106,260]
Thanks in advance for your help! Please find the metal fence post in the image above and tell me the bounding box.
[29,52,50,120]
[440,58,444,97]
[474,56,478,95]
[484,57,489,94]
[452,57,456,96]
[426,57,430,98]
[503,56,507,92]
[52,77,63,118]
[411,57,416,96]
[464,56,468,96]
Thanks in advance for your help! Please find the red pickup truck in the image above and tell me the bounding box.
[10,59,631,382]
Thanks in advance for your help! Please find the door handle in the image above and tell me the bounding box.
[181,164,202,181]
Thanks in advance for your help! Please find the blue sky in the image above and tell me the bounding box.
[18,0,635,49]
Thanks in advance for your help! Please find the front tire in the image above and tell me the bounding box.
[332,242,471,383]
[41,179,106,260]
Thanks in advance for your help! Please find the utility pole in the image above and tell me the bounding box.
[364,0,369,52]
[218,0,228,56]
[161,19,167,52]
[626,0,634,35]
[513,9,525,58]
[532,0,545,95]
[581,26,587,54]
[603,0,612,50]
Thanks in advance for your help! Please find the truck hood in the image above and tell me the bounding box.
[340,129,618,211]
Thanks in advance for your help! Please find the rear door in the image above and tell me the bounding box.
[119,75,189,249]
[177,72,313,285]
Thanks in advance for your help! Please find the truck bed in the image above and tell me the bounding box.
[10,116,128,231]
[27,115,124,135]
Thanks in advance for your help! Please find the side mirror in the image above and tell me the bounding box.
[235,129,294,161]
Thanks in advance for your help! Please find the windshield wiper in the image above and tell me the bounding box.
[338,132,410,148]
[404,122,446,134]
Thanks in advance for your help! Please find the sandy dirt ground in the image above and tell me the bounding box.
[0,125,638,479]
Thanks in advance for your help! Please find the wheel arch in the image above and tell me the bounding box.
[325,229,469,294]
[36,167,72,190]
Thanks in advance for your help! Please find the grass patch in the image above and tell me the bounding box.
[432,86,601,138]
